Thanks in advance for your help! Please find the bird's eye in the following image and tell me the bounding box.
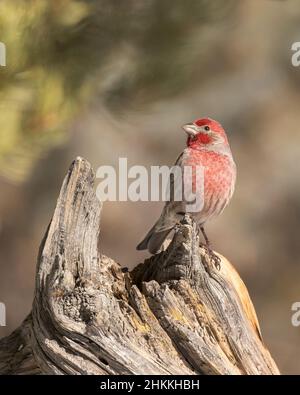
[204,126,210,131]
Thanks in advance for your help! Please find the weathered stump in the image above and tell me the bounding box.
[0,157,279,375]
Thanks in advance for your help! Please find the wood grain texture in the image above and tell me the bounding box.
[0,157,279,375]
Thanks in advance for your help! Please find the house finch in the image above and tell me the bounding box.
[137,117,236,269]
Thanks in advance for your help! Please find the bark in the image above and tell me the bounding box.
[0,157,279,375]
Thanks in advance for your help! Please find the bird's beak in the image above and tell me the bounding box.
[182,123,198,136]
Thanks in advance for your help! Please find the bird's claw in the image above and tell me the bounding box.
[199,243,221,272]
[199,242,208,252]
[210,252,221,270]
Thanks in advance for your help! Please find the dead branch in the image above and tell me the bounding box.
[0,158,279,375]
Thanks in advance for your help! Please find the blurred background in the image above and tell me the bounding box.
[0,0,300,374]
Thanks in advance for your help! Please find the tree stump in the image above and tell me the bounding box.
[0,157,279,375]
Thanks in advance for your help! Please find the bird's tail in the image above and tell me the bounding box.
[136,220,172,254]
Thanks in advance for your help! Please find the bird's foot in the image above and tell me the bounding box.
[208,250,221,270]
[199,243,221,272]
[199,242,209,253]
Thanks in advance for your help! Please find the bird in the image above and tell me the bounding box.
[136,117,236,269]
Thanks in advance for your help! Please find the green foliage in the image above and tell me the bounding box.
[0,0,237,181]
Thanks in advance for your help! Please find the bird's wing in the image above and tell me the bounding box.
[173,148,204,213]
[152,151,186,232]
[168,151,185,203]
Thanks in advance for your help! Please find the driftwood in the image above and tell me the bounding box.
[0,157,279,375]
